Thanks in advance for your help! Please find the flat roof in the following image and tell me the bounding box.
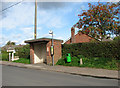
[25,37,63,43]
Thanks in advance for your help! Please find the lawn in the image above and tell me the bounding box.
[56,55,119,70]
[13,58,30,64]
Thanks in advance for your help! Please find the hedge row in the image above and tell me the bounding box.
[62,40,120,59]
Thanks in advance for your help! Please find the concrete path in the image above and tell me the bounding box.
[0,61,119,79]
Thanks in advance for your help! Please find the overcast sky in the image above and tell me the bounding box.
[0,0,119,46]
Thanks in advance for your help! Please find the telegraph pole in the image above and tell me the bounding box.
[34,0,37,39]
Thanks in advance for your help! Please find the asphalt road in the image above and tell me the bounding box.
[2,65,118,86]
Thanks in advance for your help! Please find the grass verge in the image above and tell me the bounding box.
[56,55,119,70]
[13,58,30,64]
[0,52,30,64]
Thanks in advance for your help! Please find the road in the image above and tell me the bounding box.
[2,65,118,86]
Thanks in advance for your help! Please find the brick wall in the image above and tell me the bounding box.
[46,40,62,65]
[46,41,52,65]
[65,31,94,44]
[75,32,94,43]
[64,39,71,44]
[71,27,75,43]
[30,43,34,64]
[29,39,62,65]
[53,40,62,64]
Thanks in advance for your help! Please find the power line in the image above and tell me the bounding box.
[0,0,24,13]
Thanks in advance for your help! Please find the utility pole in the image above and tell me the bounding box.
[34,0,37,39]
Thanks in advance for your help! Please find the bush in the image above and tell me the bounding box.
[15,44,30,59]
[0,51,9,61]
[56,58,66,65]
[62,40,120,59]
[56,56,119,70]
[0,53,9,61]
[114,36,120,41]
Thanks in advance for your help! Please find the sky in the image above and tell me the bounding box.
[0,0,120,46]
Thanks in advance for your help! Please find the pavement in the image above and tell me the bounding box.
[0,61,119,80]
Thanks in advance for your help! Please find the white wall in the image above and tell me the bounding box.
[34,43,46,64]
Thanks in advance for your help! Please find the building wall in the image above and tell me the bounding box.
[54,40,62,64]
[65,27,95,44]
[46,41,52,65]
[46,40,62,65]
[29,39,62,65]
[75,32,94,43]
[34,43,46,64]
[71,27,75,43]
[30,43,34,64]
[65,39,71,44]
[65,32,94,44]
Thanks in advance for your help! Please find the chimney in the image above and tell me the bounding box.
[71,27,75,43]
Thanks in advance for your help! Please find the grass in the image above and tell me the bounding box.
[56,55,119,70]
[0,53,9,61]
[1,52,119,70]
[0,52,30,64]
[13,58,30,64]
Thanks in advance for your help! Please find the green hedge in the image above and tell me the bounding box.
[62,40,120,59]
[15,44,30,59]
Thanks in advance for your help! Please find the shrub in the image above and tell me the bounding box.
[1,51,9,61]
[56,56,119,70]
[113,36,120,41]
[1,53,9,61]
[15,44,30,59]
[56,58,65,65]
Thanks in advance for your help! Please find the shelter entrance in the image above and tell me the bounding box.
[34,43,47,64]
[25,38,63,65]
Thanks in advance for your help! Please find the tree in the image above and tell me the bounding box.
[15,44,30,59]
[74,2,120,40]
[6,41,16,45]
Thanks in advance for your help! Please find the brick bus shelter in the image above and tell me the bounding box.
[25,38,63,65]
